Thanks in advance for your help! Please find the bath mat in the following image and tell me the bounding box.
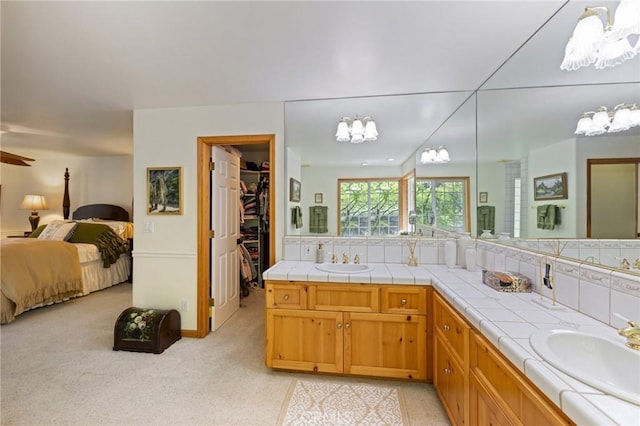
[277,379,408,425]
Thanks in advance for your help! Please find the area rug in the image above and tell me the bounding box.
[277,379,408,426]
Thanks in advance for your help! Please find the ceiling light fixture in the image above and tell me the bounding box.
[561,0,640,71]
[574,103,640,136]
[420,146,450,164]
[336,116,378,143]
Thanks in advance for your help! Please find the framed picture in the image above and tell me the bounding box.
[289,178,301,202]
[479,192,488,203]
[534,172,567,201]
[314,193,323,204]
[147,167,183,215]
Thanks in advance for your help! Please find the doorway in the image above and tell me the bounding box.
[196,134,276,337]
[587,158,639,238]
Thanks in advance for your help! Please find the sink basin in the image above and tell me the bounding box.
[315,263,374,274]
[530,329,640,405]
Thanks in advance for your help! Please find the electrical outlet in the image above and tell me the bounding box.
[181,300,189,311]
[143,221,154,233]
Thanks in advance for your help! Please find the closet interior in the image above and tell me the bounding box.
[234,144,270,296]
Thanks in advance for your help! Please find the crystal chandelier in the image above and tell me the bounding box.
[335,116,378,143]
[420,146,450,164]
[574,103,640,136]
[561,0,640,71]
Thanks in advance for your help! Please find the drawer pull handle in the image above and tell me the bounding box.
[444,368,452,375]
[401,299,407,306]
[337,323,342,329]
[443,324,450,331]
[345,323,350,329]
[283,294,289,301]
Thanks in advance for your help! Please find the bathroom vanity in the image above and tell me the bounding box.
[263,261,639,425]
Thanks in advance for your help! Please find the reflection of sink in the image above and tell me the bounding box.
[530,329,640,405]
[315,263,374,274]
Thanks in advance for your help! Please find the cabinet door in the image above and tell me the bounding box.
[434,335,466,426]
[470,372,514,426]
[266,308,342,373]
[345,312,427,380]
[434,292,469,366]
[309,284,379,312]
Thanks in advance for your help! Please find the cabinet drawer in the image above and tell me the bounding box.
[434,292,469,365]
[309,284,379,312]
[470,331,574,425]
[265,282,308,309]
[381,286,427,314]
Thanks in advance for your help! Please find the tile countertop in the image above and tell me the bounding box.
[263,261,640,426]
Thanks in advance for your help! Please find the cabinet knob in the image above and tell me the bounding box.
[337,323,342,329]
[345,323,350,329]
[443,324,450,331]
[444,368,452,375]
[283,294,289,301]
[401,299,407,306]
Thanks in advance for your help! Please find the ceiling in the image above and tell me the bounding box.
[2,1,639,166]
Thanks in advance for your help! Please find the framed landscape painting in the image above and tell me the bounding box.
[147,167,183,215]
[534,172,567,201]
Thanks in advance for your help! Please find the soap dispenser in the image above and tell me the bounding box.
[316,243,325,263]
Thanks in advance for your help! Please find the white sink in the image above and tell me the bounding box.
[315,263,373,274]
[529,329,640,405]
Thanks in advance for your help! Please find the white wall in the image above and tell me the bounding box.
[528,139,577,238]
[0,150,132,236]
[132,102,285,331]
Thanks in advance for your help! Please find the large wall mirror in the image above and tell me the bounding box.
[283,0,639,275]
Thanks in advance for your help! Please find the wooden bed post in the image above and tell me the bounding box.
[63,168,70,220]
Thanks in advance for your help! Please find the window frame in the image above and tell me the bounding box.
[414,176,471,233]
[337,177,405,236]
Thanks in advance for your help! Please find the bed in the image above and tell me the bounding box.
[1,171,133,324]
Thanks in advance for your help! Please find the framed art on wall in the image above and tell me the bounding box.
[290,178,301,202]
[147,167,183,215]
[314,193,323,204]
[479,192,488,203]
[534,172,567,201]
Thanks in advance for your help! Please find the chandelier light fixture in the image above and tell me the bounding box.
[335,116,378,143]
[420,146,450,164]
[560,0,640,71]
[574,103,640,136]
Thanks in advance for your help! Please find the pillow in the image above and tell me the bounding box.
[37,221,78,241]
[29,224,47,238]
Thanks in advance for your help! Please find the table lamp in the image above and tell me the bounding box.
[21,195,48,231]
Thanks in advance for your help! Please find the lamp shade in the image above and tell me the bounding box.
[21,195,48,211]
[575,115,592,134]
[586,110,610,136]
[363,118,378,141]
[608,107,632,132]
[611,0,640,39]
[560,13,605,71]
[629,107,640,127]
[335,119,350,142]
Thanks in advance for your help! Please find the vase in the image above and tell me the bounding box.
[465,247,477,272]
[457,232,473,267]
[444,239,457,268]
[480,230,493,238]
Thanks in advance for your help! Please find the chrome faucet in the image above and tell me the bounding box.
[342,252,349,264]
[353,254,360,264]
[618,319,640,350]
[331,253,338,264]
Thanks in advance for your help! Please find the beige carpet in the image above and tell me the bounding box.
[277,379,409,426]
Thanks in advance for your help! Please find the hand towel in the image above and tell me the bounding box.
[291,206,303,229]
[309,206,328,234]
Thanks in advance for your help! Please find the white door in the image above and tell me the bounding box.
[210,146,240,331]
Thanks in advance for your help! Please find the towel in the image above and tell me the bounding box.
[537,204,561,230]
[309,206,328,234]
[291,206,303,229]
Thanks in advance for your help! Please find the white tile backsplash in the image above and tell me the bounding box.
[282,236,640,327]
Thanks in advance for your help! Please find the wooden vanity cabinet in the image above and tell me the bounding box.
[469,331,574,426]
[433,290,574,426]
[265,281,430,381]
[433,291,470,425]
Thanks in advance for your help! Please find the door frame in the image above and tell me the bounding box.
[196,134,276,337]
[586,157,639,238]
